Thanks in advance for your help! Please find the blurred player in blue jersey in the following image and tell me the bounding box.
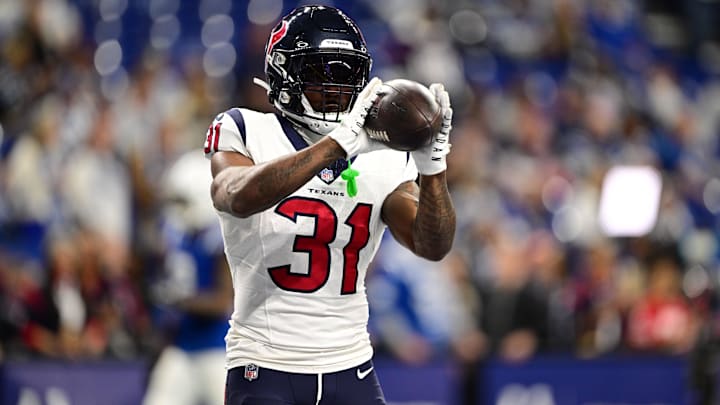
[143,151,232,405]
[205,5,455,404]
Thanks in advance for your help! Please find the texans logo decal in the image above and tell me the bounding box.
[266,20,289,56]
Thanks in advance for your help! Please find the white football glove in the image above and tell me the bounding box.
[411,83,452,175]
[328,77,386,158]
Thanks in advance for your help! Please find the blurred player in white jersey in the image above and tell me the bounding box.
[204,5,455,404]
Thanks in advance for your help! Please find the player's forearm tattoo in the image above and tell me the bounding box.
[225,139,344,217]
[258,152,314,195]
[414,174,456,260]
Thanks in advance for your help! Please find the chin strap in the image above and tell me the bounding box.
[253,77,271,92]
[281,112,329,141]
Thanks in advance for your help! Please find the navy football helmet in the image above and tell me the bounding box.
[262,5,372,135]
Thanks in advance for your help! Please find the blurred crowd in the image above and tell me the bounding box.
[1,0,720,386]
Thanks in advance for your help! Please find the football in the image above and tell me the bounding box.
[364,79,442,151]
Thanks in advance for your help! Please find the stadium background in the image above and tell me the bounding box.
[1,0,720,404]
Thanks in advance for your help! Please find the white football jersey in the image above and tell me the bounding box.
[204,108,418,373]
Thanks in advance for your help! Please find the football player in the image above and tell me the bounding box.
[143,152,232,405]
[205,5,455,404]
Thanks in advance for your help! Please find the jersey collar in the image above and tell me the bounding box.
[276,113,309,151]
[276,113,357,185]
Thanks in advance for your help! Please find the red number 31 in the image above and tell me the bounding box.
[204,122,221,154]
[268,197,372,295]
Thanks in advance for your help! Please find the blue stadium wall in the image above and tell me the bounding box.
[0,355,694,405]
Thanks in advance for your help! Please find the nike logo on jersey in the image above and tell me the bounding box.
[356,366,373,380]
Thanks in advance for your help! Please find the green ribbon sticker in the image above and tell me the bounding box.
[340,160,359,197]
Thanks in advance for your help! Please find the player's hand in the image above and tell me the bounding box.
[328,77,386,158]
[411,83,452,175]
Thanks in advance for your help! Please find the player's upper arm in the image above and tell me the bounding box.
[381,180,419,251]
[204,108,258,214]
[210,151,254,177]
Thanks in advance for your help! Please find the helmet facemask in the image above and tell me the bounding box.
[268,48,371,135]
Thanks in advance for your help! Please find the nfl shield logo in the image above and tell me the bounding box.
[320,168,335,183]
[244,364,259,381]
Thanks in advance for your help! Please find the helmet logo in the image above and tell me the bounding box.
[267,20,289,56]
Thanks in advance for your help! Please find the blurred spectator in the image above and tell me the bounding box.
[525,230,576,352]
[20,234,124,359]
[368,235,486,365]
[61,103,132,277]
[1,96,65,271]
[573,239,642,356]
[4,96,65,226]
[627,253,697,354]
[472,225,548,362]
